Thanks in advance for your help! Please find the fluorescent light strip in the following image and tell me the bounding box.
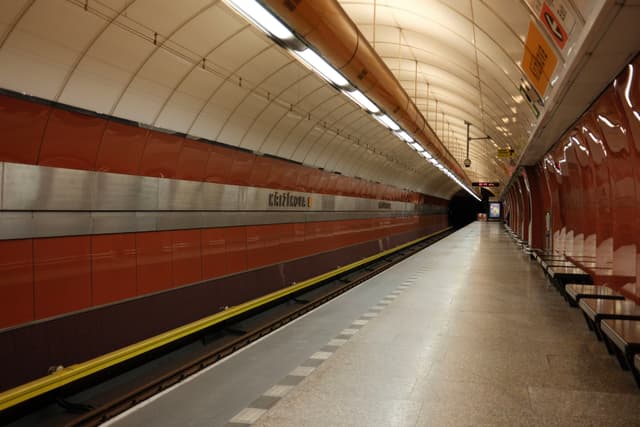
[374,114,400,131]
[410,143,425,152]
[227,1,481,201]
[343,90,379,113]
[395,131,413,143]
[295,48,349,88]
[225,0,296,42]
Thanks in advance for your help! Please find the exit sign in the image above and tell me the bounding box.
[497,148,515,158]
[472,182,500,187]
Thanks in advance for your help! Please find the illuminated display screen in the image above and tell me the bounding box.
[489,202,501,219]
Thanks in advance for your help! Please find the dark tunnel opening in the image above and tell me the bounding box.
[447,188,492,229]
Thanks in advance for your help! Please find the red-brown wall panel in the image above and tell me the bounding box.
[1,214,442,330]
[265,159,285,189]
[175,140,209,181]
[594,92,637,283]
[34,236,91,319]
[227,150,255,186]
[96,122,148,174]
[583,114,614,275]
[614,63,640,297]
[91,234,137,305]
[280,163,299,191]
[172,229,203,286]
[204,145,233,183]
[249,156,272,187]
[0,240,34,328]
[38,109,106,170]
[0,95,49,165]
[225,227,248,274]
[201,228,228,279]
[138,131,182,178]
[1,91,433,208]
[136,231,173,295]
[528,57,640,301]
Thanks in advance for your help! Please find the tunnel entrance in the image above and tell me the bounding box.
[448,191,481,228]
[447,188,488,229]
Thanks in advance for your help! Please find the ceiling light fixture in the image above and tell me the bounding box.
[343,90,379,113]
[225,0,296,42]
[395,131,414,143]
[373,114,401,131]
[410,142,425,152]
[420,151,433,159]
[294,49,349,88]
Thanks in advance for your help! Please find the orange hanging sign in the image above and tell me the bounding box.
[522,21,558,96]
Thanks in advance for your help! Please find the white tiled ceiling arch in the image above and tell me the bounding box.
[1,0,636,198]
[0,0,458,197]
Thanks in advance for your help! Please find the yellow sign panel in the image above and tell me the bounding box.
[497,148,514,159]
[522,21,558,96]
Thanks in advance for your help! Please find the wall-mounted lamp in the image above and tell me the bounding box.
[464,121,492,168]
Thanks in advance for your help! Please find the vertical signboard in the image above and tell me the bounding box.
[525,0,581,57]
[540,2,568,49]
[489,202,502,219]
[522,21,558,96]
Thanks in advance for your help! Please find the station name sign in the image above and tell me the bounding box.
[472,182,500,187]
[268,191,312,208]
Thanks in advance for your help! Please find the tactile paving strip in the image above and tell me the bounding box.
[225,277,419,426]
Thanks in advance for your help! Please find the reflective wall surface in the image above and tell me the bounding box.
[505,56,640,302]
[0,92,449,330]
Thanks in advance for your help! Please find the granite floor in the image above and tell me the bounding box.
[252,222,640,427]
[107,222,640,427]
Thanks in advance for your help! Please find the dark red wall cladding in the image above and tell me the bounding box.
[0,221,447,391]
[504,56,640,302]
[0,91,447,204]
[0,90,449,332]
[0,215,447,330]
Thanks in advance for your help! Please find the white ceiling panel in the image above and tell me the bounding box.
[233,97,286,150]
[272,118,317,158]
[256,112,301,154]
[0,0,626,199]
[124,0,213,36]
[208,29,269,74]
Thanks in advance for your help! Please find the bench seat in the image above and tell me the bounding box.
[565,284,624,306]
[548,266,592,293]
[579,299,640,339]
[600,319,640,386]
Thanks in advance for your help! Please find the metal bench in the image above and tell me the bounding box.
[600,319,640,387]
[579,299,640,340]
[565,284,624,307]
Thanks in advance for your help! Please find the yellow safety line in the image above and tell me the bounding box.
[0,227,451,411]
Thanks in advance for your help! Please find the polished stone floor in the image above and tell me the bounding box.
[253,222,640,427]
[108,222,640,427]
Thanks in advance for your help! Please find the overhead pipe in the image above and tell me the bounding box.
[262,0,468,182]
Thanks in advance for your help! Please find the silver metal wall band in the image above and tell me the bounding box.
[0,162,447,213]
[0,162,447,240]
[0,211,444,240]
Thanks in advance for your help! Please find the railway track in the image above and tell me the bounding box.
[3,229,453,427]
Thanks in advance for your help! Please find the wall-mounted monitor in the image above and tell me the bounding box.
[489,202,501,219]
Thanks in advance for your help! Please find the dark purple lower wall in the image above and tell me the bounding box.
[0,226,442,392]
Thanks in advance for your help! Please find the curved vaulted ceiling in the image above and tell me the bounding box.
[0,0,463,198]
[0,0,637,199]
[339,0,640,193]
[339,0,584,184]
